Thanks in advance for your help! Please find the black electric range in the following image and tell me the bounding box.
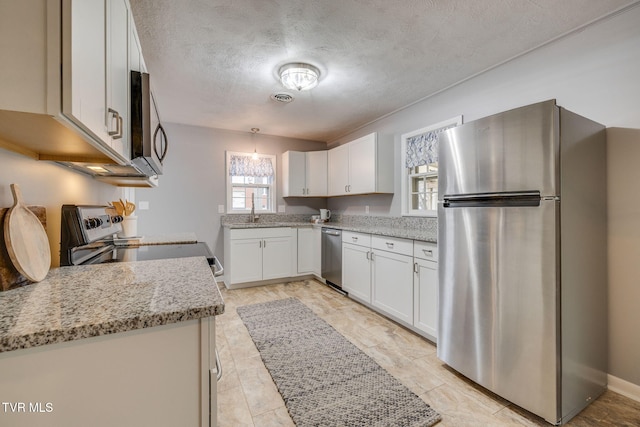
[60,205,220,273]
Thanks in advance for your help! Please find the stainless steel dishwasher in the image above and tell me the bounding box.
[321,228,345,293]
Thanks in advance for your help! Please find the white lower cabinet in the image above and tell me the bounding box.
[342,232,372,303]
[371,236,414,325]
[340,232,439,341]
[413,241,439,341]
[297,227,321,276]
[224,228,293,287]
[0,318,217,427]
[262,235,294,280]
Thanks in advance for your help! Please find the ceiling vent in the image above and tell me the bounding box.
[271,93,294,103]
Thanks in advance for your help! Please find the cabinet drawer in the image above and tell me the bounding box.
[342,231,371,247]
[414,241,438,261]
[230,227,291,240]
[371,235,413,256]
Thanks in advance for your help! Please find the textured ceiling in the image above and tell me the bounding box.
[130,0,636,142]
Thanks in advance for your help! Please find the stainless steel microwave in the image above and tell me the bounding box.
[130,70,167,175]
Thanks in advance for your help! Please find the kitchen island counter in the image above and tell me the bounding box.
[0,256,224,353]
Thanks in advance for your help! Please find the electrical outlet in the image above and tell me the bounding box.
[365,205,369,214]
[139,201,149,210]
[218,205,225,214]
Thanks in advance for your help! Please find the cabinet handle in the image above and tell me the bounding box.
[366,251,370,260]
[414,262,419,274]
[423,249,433,257]
[386,242,394,249]
[345,185,348,193]
[352,236,358,242]
[259,240,262,248]
[348,185,352,192]
[107,108,123,139]
[263,239,266,248]
[370,251,375,261]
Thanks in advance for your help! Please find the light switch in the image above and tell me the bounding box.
[218,205,225,214]
[139,201,149,210]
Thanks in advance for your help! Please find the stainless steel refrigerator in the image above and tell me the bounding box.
[437,100,608,425]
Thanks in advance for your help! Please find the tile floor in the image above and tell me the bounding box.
[215,279,640,426]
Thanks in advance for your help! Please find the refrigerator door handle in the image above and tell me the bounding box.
[443,191,541,208]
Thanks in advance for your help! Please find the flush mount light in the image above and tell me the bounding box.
[279,63,320,91]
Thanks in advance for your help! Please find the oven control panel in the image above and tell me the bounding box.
[76,206,123,242]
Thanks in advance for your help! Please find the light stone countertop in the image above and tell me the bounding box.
[0,257,224,353]
[223,222,314,229]
[223,221,436,243]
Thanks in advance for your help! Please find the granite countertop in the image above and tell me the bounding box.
[224,221,436,243]
[0,257,225,353]
[317,223,437,243]
[114,232,199,246]
[223,222,314,229]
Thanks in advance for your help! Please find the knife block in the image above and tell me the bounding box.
[0,206,46,291]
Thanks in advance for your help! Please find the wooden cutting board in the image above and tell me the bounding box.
[0,206,46,291]
[3,184,51,282]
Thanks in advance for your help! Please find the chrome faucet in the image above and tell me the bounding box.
[250,193,259,223]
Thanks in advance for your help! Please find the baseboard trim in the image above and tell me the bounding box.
[608,374,640,402]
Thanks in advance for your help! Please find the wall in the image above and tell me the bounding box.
[607,127,640,393]
[324,4,640,391]
[0,148,122,267]
[135,124,327,262]
[328,3,640,217]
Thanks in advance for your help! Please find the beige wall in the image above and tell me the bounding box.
[0,148,122,267]
[607,127,640,385]
[134,124,328,263]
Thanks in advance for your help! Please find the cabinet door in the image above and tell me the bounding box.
[229,239,263,284]
[262,236,292,280]
[106,0,129,156]
[414,258,438,340]
[297,228,314,274]
[282,151,306,197]
[306,151,328,196]
[342,243,371,303]
[328,144,350,196]
[372,249,414,324]
[64,0,109,143]
[349,133,376,194]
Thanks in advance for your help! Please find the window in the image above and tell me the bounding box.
[401,116,462,216]
[226,151,276,214]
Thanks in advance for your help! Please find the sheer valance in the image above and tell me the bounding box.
[405,124,456,169]
[229,155,274,177]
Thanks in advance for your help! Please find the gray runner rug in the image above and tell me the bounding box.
[236,297,442,427]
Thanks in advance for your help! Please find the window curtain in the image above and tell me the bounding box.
[229,155,274,177]
[405,124,457,169]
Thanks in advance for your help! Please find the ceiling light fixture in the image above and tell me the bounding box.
[279,63,320,91]
[251,127,260,160]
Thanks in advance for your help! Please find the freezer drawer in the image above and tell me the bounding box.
[437,199,560,422]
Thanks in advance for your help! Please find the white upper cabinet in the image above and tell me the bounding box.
[0,0,143,167]
[63,0,109,146]
[328,132,394,196]
[105,0,130,157]
[282,150,328,197]
[328,144,350,196]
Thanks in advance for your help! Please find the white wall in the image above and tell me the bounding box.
[135,124,328,262]
[325,4,640,390]
[328,3,640,215]
[0,148,122,267]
